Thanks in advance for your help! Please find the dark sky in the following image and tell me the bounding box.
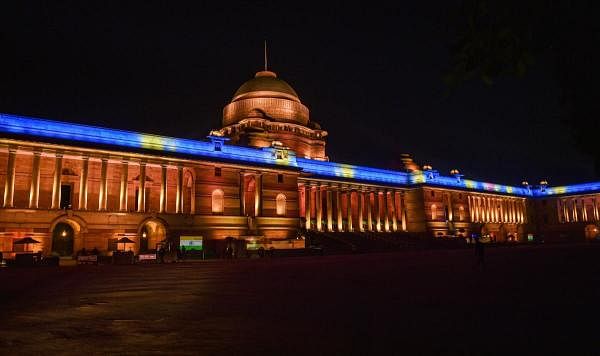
[1,2,595,186]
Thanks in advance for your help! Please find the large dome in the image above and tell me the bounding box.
[223,70,309,126]
[232,71,300,103]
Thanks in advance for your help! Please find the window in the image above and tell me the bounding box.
[431,204,437,220]
[459,206,465,221]
[277,174,284,183]
[212,189,224,214]
[215,167,221,177]
[542,199,547,206]
[431,190,435,197]
[60,184,72,209]
[214,142,221,151]
[276,193,286,216]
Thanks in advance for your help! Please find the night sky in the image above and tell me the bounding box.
[1,2,595,186]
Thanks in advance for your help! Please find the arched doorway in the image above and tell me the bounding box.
[138,219,167,253]
[52,222,74,256]
[140,225,150,253]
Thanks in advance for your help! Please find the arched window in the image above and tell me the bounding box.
[276,193,286,216]
[459,206,465,221]
[431,204,437,220]
[211,189,224,214]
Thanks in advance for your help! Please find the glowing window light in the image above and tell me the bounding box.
[211,189,224,214]
[276,193,286,216]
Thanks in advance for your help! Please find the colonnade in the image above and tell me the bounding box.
[558,196,600,223]
[300,182,407,232]
[2,147,191,214]
[467,195,526,224]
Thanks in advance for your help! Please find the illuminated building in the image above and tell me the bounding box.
[1,68,599,258]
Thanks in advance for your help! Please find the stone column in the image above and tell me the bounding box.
[254,173,262,217]
[316,184,323,231]
[119,160,128,211]
[390,190,398,231]
[98,158,108,211]
[347,189,353,232]
[176,165,183,213]
[137,162,146,213]
[29,150,41,208]
[3,147,16,208]
[358,190,364,232]
[326,185,333,231]
[375,190,382,231]
[307,184,314,230]
[469,197,473,222]
[51,152,63,209]
[240,172,246,216]
[160,164,168,213]
[366,191,373,231]
[447,193,453,222]
[383,190,390,232]
[594,197,599,221]
[336,187,343,231]
[399,192,407,231]
[77,156,89,210]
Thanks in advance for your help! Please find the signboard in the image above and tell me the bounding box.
[77,255,98,264]
[138,254,156,261]
[180,236,203,251]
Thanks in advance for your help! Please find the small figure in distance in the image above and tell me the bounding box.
[92,247,99,255]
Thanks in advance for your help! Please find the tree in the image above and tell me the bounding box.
[445,0,600,175]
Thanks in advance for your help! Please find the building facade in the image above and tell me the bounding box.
[1,69,598,258]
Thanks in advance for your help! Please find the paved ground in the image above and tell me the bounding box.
[1,243,599,355]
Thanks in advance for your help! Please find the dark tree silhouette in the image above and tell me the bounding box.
[445,0,599,175]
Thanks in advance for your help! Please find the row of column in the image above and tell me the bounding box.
[301,183,407,232]
[2,148,188,214]
[467,195,526,224]
[558,197,600,223]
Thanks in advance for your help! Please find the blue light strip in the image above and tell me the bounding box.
[2,113,598,197]
[296,157,410,185]
[411,172,532,196]
[0,113,298,168]
[537,182,600,196]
